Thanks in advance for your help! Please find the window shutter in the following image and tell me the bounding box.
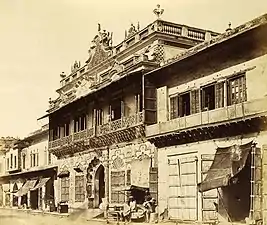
[215,82,224,108]
[144,79,157,124]
[178,95,183,117]
[149,167,158,202]
[243,75,247,102]
[190,89,200,114]
[121,100,125,117]
[170,96,178,119]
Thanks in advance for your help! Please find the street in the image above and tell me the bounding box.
[0,208,104,225]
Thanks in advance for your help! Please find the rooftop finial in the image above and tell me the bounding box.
[226,22,232,32]
[153,4,164,19]
[60,72,66,79]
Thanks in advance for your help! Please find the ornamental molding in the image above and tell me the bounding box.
[86,24,113,69]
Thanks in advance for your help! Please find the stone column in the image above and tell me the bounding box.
[103,148,110,219]
[54,179,59,208]
[41,187,46,210]
[27,191,30,208]
[157,86,168,123]
[18,196,21,208]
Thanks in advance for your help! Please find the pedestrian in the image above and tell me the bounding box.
[143,197,152,222]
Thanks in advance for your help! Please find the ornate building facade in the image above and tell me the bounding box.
[41,5,219,214]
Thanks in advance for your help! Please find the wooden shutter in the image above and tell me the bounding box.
[190,89,200,114]
[170,96,179,119]
[144,79,157,124]
[201,154,218,221]
[178,95,183,117]
[215,82,224,108]
[121,100,125,117]
[252,147,262,221]
[149,167,158,202]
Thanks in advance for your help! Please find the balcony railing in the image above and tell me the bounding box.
[146,97,267,137]
[96,111,144,136]
[49,111,144,149]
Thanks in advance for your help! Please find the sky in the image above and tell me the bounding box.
[0,0,267,139]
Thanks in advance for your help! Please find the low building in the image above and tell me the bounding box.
[0,137,18,206]
[0,125,58,211]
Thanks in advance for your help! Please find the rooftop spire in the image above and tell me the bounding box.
[153,4,164,19]
[226,22,232,32]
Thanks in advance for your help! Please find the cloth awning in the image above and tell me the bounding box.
[31,177,50,191]
[15,179,38,197]
[58,170,70,178]
[198,141,253,192]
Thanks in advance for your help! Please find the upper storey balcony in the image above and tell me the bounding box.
[146,96,267,140]
[48,111,144,158]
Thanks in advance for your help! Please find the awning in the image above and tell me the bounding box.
[15,179,38,197]
[31,177,50,191]
[58,170,70,178]
[198,141,253,192]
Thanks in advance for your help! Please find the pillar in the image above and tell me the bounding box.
[27,191,30,208]
[41,187,46,210]
[54,179,59,208]
[157,86,168,122]
[18,196,22,208]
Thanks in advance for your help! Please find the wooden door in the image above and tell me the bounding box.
[168,155,198,221]
[201,154,218,222]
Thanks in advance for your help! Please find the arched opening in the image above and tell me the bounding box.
[94,164,105,208]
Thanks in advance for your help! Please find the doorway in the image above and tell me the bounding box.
[30,189,39,209]
[12,183,18,207]
[94,165,105,208]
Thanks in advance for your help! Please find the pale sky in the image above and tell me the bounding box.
[0,0,267,138]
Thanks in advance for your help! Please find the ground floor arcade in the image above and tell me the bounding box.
[0,166,57,211]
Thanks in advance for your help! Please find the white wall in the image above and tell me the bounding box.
[157,130,267,221]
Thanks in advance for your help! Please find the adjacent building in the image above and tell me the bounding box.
[146,13,267,224]
[0,125,58,211]
[0,137,18,206]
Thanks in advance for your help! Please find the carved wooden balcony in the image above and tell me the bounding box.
[96,111,144,136]
[49,112,144,155]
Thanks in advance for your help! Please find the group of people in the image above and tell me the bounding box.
[119,191,157,223]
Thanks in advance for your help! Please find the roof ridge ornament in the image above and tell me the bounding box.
[125,22,140,39]
[153,4,164,19]
[226,22,232,32]
[71,61,81,73]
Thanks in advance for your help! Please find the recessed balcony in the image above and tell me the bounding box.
[48,111,144,156]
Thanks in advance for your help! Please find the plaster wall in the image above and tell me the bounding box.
[157,131,267,222]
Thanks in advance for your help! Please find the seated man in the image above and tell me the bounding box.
[143,198,152,222]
